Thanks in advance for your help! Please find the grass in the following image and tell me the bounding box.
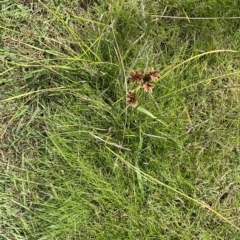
[1,0,240,239]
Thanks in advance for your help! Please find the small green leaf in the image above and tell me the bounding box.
[137,106,167,126]
[137,106,157,119]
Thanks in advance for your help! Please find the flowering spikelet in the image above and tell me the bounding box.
[126,90,138,107]
[128,70,144,84]
[148,67,160,81]
[142,82,153,93]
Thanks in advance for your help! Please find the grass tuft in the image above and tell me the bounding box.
[1,0,240,239]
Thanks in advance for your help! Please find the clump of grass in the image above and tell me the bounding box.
[1,0,240,239]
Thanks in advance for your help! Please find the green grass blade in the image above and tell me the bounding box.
[106,146,240,231]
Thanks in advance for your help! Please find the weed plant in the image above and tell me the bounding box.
[1,0,240,239]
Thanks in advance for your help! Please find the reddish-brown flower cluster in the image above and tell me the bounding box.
[126,90,138,107]
[128,70,144,84]
[128,67,159,93]
[127,67,160,106]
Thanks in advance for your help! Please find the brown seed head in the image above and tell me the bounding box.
[126,90,138,107]
[142,82,153,93]
[128,70,144,84]
[148,67,160,81]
